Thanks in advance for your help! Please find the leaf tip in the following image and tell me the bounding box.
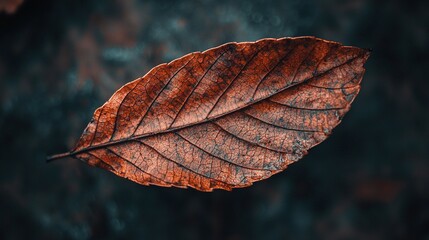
[363,48,372,58]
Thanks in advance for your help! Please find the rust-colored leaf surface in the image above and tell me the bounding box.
[48,37,370,191]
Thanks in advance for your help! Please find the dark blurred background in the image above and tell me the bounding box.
[0,0,428,239]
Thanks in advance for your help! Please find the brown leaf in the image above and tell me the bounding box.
[48,37,370,191]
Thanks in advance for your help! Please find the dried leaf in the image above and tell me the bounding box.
[48,37,370,191]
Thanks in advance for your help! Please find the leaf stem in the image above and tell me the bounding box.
[46,152,73,163]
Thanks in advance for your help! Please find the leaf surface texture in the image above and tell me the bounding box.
[51,37,370,191]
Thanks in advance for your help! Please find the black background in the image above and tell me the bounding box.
[0,0,428,239]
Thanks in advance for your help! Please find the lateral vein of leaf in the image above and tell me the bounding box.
[170,50,228,127]
[314,44,336,74]
[134,139,233,185]
[243,112,319,133]
[89,108,104,146]
[267,99,345,111]
[251,41,295,100]
[110,67,163,141]
[291,43,318,83]
[307,70,363,90]
[131,55,196,136]
[307,83,359,90]
[85,151,169,186]
[104,148,173,185]
[211,121,290,153]
[110,79,142,141]
[85,152,115,171]
[207,42,267,118]
[175,132,272,171]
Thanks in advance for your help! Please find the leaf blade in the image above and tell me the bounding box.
[51,36,370,191]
